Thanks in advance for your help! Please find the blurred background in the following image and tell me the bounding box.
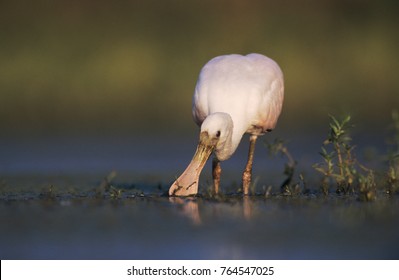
[2,1,399,260]
[1,0,398,181]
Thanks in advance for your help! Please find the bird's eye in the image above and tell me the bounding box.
[216,130,221,137]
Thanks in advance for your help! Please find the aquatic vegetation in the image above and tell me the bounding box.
[313,115,377,199]
[95,171,123,199]
[313,115,354,193]
[108,186,123,199]
[97,171,117,194]
[358,168,377,201]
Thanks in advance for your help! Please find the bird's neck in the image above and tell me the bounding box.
[216,123,247,161]
[231,124,248,156]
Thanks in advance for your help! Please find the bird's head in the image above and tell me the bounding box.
[168,112,233,196]
[200,112,233,161]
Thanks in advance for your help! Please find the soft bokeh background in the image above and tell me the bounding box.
[1,0,398,179]
[2,0,399,261]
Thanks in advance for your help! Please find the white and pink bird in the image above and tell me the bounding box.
[169,53,284,196]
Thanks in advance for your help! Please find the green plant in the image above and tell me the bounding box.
[313,115,376,197]
[313,115,354,193]
[109,185,123,199]
[95,171,118,198]
[327,115,355,192]
[313,147,335,195]
[358,167,377,201]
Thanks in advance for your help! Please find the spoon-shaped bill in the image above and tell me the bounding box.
[169,132,214,196]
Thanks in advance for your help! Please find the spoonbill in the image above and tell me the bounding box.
[169,53,284,196]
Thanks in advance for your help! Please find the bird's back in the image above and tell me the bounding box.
[192,53,284,136]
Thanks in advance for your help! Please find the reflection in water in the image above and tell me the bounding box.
[169,197,201,225]
[169,196,256,225]
[243,196,253,220]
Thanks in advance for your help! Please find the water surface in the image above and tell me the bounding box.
[1,187,398,259]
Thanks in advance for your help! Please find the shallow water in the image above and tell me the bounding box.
[1,134,398,260]
[1,186,398,259]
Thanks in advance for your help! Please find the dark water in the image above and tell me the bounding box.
[1,191,399,260]
[1,135,398,260]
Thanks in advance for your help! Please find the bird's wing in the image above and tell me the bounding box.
[192,54,284,133]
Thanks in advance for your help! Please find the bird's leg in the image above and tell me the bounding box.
[242,135,258,195]
[212,157,221,195]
